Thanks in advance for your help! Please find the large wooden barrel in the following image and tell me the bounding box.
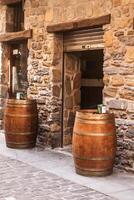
[73,110,117,176]
[4,99,38,149]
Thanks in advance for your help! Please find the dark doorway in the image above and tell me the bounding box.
[62,49,104,146]
[62,26,104,147]
[80,49,104,109]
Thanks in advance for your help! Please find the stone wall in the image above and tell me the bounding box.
[0,0,134,171]
[24,1,64,148]
[64,53,81,145]
[103,5,134,171]
[103,3,134,171]
[24,0,134,171]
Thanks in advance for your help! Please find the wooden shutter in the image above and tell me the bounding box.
[63,27,104,52]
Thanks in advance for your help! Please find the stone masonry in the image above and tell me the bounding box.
[64,53,81,145]
[0,0,134,172]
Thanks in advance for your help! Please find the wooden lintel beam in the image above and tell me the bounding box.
[0,30,32,42]
[0,0,21,5]
[47,14,111,33]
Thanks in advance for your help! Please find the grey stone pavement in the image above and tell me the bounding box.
[0,133,134,200]
[0,154,113,200]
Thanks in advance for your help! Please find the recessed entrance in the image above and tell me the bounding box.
[80,49,104,109]
[63,49,104,145]
[61,26,105,146]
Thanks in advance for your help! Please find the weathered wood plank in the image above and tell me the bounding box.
[0,0,21,5]
[0,30,32,42]
[47,15,111,33]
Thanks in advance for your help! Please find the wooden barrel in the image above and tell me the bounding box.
[73,110,117,176]
[4,99,38,149]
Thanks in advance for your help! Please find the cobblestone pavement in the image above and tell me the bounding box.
[0,154,116,200]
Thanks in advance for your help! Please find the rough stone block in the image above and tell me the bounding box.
[73,73,81,90]
[50,123,60,132]
[45,8,54,22]
[113,0,121,6]
[32,42,42,50]
[125,126,134,139]
[112,110,127,119]
[67,112,75,127]
[0,119,3,130]
[125,47,134,63]
[51,132,61,148]
[114,31,124,37]
[0,107,3,119]
[104,67,118,75]
[122,0,134,4]
[120,88,134,100]
[52,69,61,83]
[122,6,130,17]
[127,30,134,35]
[65,96,73,109]
[52,85,61,97]
[31,60,39,69]
[73,89,80,106]
[64,6,75,21]
[104,66,133,75]
[119,36,134,46]
[32,1,39,8]
[116,118,134,125]
[125,76,134,87]
[114,18,132,29]
[64,134,72,146]
[129,113,134,120]
[109,99,128,110]
[0,84,8,98]
[65,76,71,95]
[0,98,5,106]
[127,101,134,112]
[103,87,117,97]
[104,30,113,47]
[110,75,124,86]
[65,54,76,72]
[103,74,110,86]
[50,112,60,121]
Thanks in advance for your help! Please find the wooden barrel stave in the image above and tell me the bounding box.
[4,99,38,149]
[4,115,37,132]
[5,134,36,148]
[73,110,117,176]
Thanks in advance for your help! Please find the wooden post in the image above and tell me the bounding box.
[0,0,22,5]
[0,30,32,42]
[47,15,111,33]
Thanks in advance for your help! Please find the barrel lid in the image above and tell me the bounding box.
[76,109,115,120]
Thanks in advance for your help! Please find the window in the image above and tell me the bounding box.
[8,41,28,98]
[6,1,24,32]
